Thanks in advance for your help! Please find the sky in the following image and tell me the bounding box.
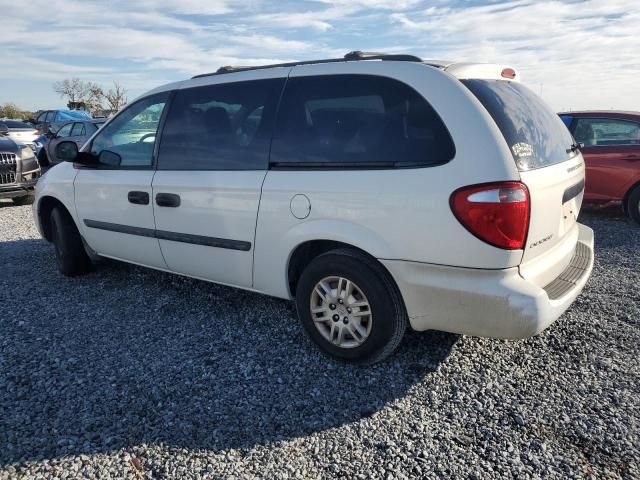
[1,0,639,113]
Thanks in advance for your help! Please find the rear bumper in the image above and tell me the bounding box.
[381,223,594,339]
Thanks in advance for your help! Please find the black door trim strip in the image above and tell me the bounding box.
[83,219,252,251]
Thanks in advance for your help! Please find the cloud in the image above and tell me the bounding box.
[0,0,639,111]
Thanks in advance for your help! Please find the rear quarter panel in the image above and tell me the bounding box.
[253,61,523,299]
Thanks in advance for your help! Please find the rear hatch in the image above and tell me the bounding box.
[462,79,585,286]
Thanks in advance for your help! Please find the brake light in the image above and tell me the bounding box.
[501,68,516,79]
[450,182,530,250]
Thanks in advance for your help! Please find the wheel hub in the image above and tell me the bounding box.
[309,276,373,349]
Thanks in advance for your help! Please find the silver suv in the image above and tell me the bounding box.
[0,130,40,205]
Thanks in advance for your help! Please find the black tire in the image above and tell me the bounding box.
[50,206,92,276]
[627,186,640,226]
[12,195,34,206]
[295,248,407,365]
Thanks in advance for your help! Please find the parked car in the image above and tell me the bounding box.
[37,119,105,166]
[559,111,640,224]
[0,119,40,151]
[33,109,92,136]
[34,52,594,364]
[0,127,41,205]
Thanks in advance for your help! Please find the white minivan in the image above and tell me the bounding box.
[34,52,594,364]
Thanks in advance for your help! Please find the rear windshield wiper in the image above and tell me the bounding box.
[566,142,583,154]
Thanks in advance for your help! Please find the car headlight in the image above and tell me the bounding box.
[19,145,35,160]
[19,145,40,172]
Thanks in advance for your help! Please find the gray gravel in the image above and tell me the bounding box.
[1,199,638,479]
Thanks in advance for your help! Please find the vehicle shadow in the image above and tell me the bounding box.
[0,238,458,467]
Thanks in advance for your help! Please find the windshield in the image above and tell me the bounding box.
[1,120,34,129]
[462,80,576,171]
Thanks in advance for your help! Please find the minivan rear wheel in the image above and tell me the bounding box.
[627,186,640,226]
[295,248,407,364]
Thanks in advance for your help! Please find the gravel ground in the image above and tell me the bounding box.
[0,200,638,480]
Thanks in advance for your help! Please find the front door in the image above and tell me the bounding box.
[74,93,170,269]
[151,76,285,288]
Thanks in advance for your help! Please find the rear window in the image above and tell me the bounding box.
[462,80,576,171]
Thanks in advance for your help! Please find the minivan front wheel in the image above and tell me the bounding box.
[295,249,407,364]
[50,206,92,276]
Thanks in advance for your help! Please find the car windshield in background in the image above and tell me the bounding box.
[462,79,576,171]
[1,120,34,129]
[57,110,92,121]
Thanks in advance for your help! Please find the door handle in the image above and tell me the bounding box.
[155,193,181,208]
[128,191,149,205]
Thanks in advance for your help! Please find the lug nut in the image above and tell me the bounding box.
[329,304,336,310]
[338,299,343,304]
[343,317,349,324]
[332,314,339,322]
[347,307,352,313]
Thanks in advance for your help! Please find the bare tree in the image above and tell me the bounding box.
[53,78,89,105]
[85,82,105,113]
[104,81,128,112]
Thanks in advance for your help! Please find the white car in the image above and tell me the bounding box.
[33,52,594,364]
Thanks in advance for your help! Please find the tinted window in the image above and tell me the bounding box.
[70,122,86,136]
[462,80,576,171]
[91,93,168,167]
[158,78,284,170]
[270,75,455,167]
[56,123,73,137]
[573,117,640,146]
[44,111,54,122]
[37,112,48,123]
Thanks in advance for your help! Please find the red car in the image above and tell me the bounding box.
[560,111,640,224]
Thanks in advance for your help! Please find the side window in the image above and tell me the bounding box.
[44,111,54,122]
[157,78,285,170]
[37,112,48,123]
[271,74,455,167]
[574,118,640,146]
[91,93,169,167]
[70,122,86,136]
[56,123,73,137]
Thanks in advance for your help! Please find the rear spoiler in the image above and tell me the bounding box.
[425,61,521,82]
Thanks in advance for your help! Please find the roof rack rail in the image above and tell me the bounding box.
[192,51,423,79]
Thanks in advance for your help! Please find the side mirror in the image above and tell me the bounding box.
[55,141,79,162]
[47,126,56,135]
[98,150,122,167]
[0,124,8,136]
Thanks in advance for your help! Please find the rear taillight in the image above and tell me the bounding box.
[450,182,530,250]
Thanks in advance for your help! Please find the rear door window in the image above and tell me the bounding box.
[270,74,455,168]
[56,123,73,137]
[157,78,285,170]
[573,117,640,146]
[70,122,86,136]
[462,79,576,171]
